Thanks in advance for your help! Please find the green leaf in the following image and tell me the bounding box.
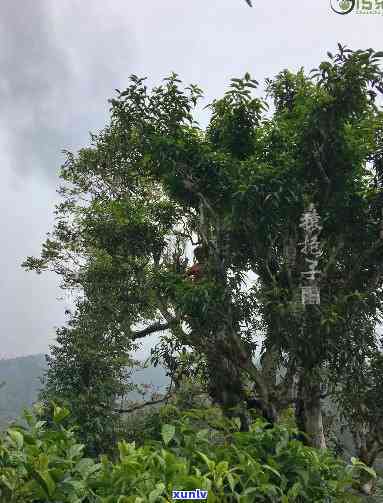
[149,482,165,502]
[351,459,377,479]
[232,417,241,430]
[75,458,100,478]
[32,470,56,498]
[8,429,24,449]
[197,451,215,471]
[226,473,236,492]
[35,420,47,430]
[62,479,86,494]
[0,474,15,491]
[360,465,376,478]
[242,487,259,496]
[53,404,70,423]
[161,424,176,446]
[263,464,281,479]
[69,443,85,459]
[216,460,229,474]
[287,481,303,498]
[196,429,210,442]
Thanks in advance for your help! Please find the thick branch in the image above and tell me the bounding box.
[114,392,174,414]
[275,359,298,408]
[313,141,331,186]
[265,236,279,285]
[131,322,170,340]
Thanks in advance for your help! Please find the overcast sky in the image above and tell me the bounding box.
[0,0,382,359]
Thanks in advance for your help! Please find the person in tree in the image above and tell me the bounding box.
[185,245,208,281]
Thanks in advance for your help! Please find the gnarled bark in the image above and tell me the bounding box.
[295,377,326,449]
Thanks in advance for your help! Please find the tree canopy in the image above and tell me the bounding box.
[23,45,383,466]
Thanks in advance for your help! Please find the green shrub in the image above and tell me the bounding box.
[0,404,99,502]
[0,404,371,502]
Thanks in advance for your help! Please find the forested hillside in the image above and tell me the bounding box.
[0,355,45,429]
[0,355,169,430]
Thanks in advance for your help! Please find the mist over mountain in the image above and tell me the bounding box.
[0,354,169,429]
[0,354,45,429]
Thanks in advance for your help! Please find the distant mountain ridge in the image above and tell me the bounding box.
[0,353,169,430]
[0,353,46,429]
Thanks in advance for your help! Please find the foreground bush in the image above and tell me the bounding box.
[0,405,373,502]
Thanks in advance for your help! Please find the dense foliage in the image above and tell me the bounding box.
[0,404,371,502]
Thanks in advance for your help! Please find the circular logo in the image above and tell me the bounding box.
[330,0,355,14]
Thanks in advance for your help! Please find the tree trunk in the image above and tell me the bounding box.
[352,433,381,496]
[295,378,326,449]
[304,394,326,449]
[360,479,375,496]
[206,349,250,431]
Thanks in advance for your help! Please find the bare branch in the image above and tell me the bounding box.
[173,230,199,245]
[312,138,332,205]
[114,391,174,414]
[131,322,170,340]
